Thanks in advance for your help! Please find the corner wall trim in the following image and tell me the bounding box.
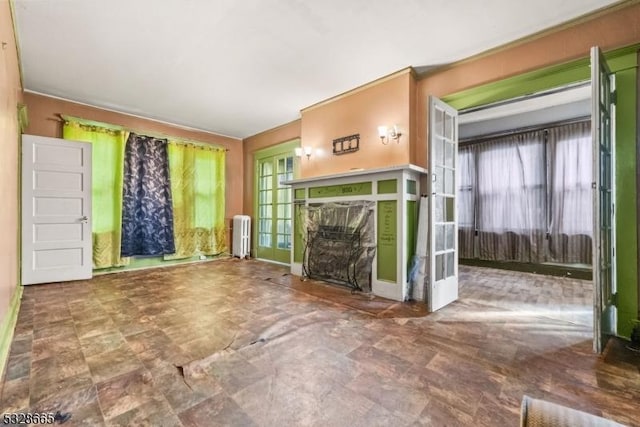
[0,285,24,380]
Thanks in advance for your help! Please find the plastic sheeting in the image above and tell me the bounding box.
[300,201,376,291]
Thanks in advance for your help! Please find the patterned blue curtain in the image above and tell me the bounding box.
[121,133,176,256]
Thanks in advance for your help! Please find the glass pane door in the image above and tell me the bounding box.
[428,95,459,311]
[257,159,273,250]
[591,46,616,353]
[275,155,294,252]
[256,153,295,263]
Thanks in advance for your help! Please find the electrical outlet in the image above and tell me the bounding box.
[199,255,206,260]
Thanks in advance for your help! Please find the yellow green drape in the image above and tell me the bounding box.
[165,142,226,259]
[63,120,130,269]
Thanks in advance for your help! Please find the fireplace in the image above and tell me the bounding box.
[303,202,375,291]
[284,164,427,301]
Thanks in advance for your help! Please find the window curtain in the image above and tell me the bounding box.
[457,146,476,258]
[164,142,227,259]
[458,121,592,265]
[475,131,547,262]
[548,122,592,263]
[121,133,175,256]
[63,119,130,269]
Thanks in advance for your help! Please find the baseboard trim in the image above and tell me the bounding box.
[0,285,24,380]
[254,258,291,267]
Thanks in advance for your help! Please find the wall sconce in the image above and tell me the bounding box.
[378,125,402,144]
[295,146,313,160]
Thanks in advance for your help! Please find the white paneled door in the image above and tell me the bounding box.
[428,96,459,311]
[22,135,92,285]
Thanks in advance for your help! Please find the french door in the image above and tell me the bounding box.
[428,96,459,311]
[591,46,617,353]
[256,153,294,263]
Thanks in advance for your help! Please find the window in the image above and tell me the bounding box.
[458,121,592,263]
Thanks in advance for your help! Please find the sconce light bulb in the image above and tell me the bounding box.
[391,125,402,143]
[378,126,389,144]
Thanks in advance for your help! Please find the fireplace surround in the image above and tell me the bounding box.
[284,164,427,301]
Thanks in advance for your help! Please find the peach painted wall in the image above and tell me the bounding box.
[23,93,243,247]
[0,0,23,322]
[413,2,640,168]
[300,70,413,178]
[242,119,301,216]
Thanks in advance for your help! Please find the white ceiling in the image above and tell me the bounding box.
[14,0,620,139]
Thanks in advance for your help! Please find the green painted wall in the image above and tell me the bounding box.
[377,201,397,282]
[444,46,639,338]
[0,286,23,379]
[444,46,637,110]
[613,67,638,338]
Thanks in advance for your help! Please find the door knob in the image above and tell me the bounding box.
[79,216,88,223]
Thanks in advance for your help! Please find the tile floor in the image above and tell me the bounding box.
[459,265,593,327]
[1,259,638,426]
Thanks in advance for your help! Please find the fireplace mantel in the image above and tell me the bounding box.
[283,164,427,186]
[283,164,427,302]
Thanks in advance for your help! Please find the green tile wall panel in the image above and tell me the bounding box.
[309,182,372,198]
[294,188,306,200]
[377,200,397,282]
[377,179,397,194]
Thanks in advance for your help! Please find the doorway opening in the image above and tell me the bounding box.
[427,46,620,353]
[455,83,595,329]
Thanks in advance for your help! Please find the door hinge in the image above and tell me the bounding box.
[611,90,617,105]
[611,292,618,306]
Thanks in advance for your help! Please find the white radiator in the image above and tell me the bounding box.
[232,215,251,258]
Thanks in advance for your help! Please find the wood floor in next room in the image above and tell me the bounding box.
[1,260,638,426]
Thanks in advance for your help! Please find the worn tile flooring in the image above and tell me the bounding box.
[459,265,593,327]
[1,259,639,426]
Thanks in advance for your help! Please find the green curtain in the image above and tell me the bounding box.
[165,141,226,259]
[63,120,130,268]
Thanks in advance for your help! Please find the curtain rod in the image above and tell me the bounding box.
[58,114,230,151]
[459,115,591,146]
